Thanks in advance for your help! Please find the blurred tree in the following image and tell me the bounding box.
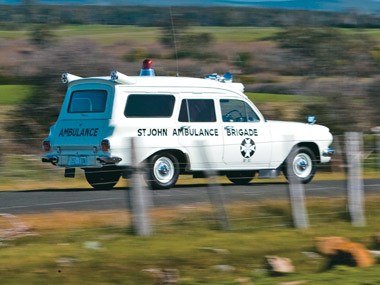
[234,52,253,74]
[124,48,150,62]
[6,40,119,147]
[300,79,372,134]
[20,0,35,23]
[365,78,380,127]
[29,25,56,47]
[159,17,190,49]
[2,5,380,27]
[272,28,377,76]
[271,28,378,133]
[159,19,214,59]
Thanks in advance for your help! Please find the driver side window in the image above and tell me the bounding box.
[220,99,260,122]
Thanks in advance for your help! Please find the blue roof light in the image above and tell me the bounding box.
[205,72,233,83]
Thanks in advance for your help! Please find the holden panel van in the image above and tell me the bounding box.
[42,59,334,189]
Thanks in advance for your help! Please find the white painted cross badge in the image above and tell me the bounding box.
[240,138,256,158]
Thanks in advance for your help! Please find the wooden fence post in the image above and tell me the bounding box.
[286,144,309,229]
[129,137,152,236]
[371,127,380,170]
[345,132,366,227]
[197,141,230,231]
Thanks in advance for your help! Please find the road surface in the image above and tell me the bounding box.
[0,179,378,214]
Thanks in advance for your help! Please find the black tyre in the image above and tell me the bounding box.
[85,167,121,190]
[226,171,256,185]
[146,153,180,190]
[284,147,317,184]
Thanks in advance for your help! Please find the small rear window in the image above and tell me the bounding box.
[125,94,175,117]
[68,90,107,113]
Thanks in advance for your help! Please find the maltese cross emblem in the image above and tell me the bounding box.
[240,138,256,158]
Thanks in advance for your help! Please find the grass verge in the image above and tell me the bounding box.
[0,197,378,284]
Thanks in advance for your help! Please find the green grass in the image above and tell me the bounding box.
[0,85,33,105]
[0,25,281,44]
[190,26,281,42]
[0,197,378,284]
[55,25,161,44]
[340,28,380,40]
[4,25,380,44]
[0,30,29,39]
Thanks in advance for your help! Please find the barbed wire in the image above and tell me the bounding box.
[0,133,378,233]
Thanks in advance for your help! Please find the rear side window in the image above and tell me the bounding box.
[125,94,175,117]
[178,99,216,122]
[68,90,107,113]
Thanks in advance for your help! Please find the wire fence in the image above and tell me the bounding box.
[0,133,379,235]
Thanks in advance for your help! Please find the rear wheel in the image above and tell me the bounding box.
[85,167,121,190]
[226,171,256,185]
[284,147,317,184]
[146,153,180,190]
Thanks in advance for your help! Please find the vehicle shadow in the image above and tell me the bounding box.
[4,180,288,193]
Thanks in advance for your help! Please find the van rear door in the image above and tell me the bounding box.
[51,84,114,165]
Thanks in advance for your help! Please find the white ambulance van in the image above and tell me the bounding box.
[42,59,334,190]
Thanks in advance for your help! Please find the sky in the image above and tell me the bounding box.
[0,0,378,14]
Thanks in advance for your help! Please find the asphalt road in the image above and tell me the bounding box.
[0,179,379,214]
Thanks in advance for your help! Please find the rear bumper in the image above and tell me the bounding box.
[96,156,122,165]
[42,154,122,167]
[42,156,59,164]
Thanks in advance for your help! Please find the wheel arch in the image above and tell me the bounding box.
[281,142,320,169]
[295,142,320,163]
[146,149,189,174]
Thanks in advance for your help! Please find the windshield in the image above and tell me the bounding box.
[68,90,107,113]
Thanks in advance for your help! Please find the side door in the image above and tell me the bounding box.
[176,97,224,170]
[220,98,272,169]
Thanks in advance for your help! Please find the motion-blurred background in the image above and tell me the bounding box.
[0,2,379,284]
[1,1,379,184]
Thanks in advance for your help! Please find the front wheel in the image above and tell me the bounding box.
[284,147,317,184]
[85,167,121,190]
[146,153,180,190]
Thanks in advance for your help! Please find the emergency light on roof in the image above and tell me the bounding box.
[140,58,155,76]
[61,73,82,84]
[110,70,136,85]
[205,72,233,83]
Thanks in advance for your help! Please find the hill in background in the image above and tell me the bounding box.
[1,0,380,14]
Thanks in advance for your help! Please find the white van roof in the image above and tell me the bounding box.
[62,70,245,94]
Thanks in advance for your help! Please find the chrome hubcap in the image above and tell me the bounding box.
[158,162,169,175]
[293,153,312,178]
[297,159,308,171]
[153,157,174,184]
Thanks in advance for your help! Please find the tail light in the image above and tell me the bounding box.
[42,140,51,152]
[101,139,110,152]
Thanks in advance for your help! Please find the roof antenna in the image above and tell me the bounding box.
[169,7,179,77]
